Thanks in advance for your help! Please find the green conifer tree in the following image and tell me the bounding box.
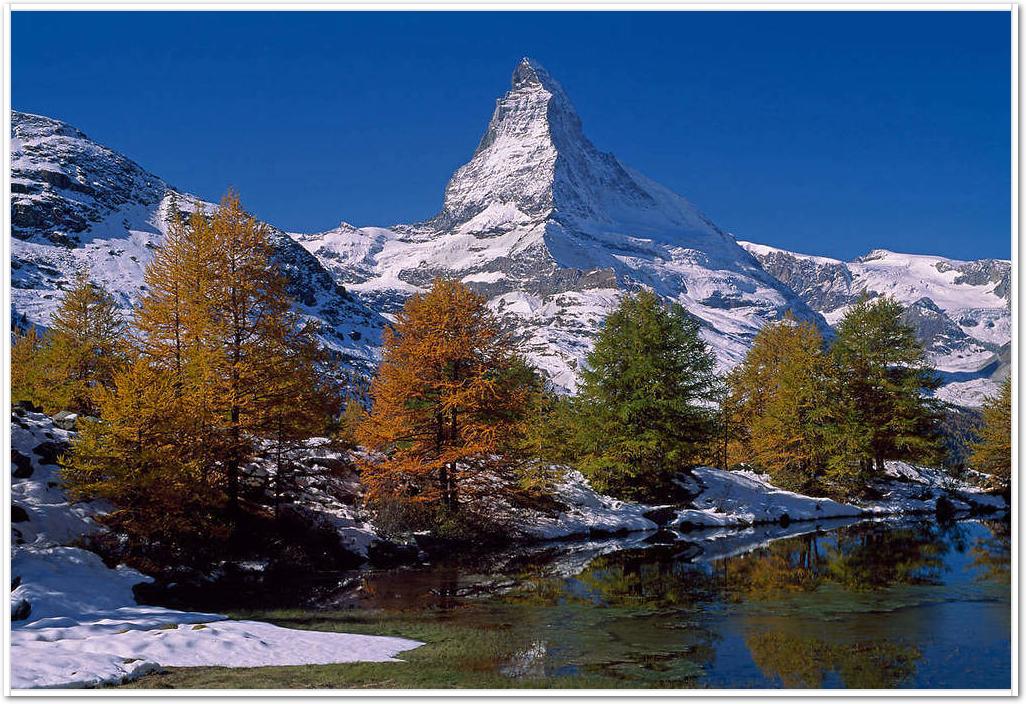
[573,290,720,501]
[824,296,943,494]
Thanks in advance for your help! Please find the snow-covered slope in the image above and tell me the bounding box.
[742,242,1011,406]
[294,58,826,389]
[10,111,385,367]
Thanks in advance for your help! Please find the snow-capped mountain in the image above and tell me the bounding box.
[10,111,384,366]
[294,58,825,389]
[741,242,1011,406]
[9,59,1011,407]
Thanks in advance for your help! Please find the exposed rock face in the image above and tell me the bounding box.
[10,111,386,369]
[11,113,166,245]
[743,247,855,313]
[296,58,825,389]
[900,297,994,362]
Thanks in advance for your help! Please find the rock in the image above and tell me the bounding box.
[303,456,350,474]
[32,440,68,466]
[52,410,79,431]
[11,504,30,523]
[14,400,42,413]
[642,529,680,545]
[11,450,33,478]
[642,506,681,527]
[366,540,421,567]
[935,495,956,523]
[11,598,31,621]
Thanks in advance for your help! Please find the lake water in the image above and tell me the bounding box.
[167,517,1012,689]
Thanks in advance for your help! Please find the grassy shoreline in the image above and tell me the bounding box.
[119,608,667,689]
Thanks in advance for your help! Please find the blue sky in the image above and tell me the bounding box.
[12,11,1011,260]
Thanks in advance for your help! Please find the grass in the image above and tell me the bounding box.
[118,607,657,689]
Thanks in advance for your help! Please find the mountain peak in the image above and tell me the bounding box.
[431,58,722,242]
[512,57,556,90]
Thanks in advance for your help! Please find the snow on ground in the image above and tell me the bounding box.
[244,437,380,557]
[863,461,1007,516]
[672,467,862,528]
[517,469,657,539]
[516,462,1005,543]
[9,410,421,689]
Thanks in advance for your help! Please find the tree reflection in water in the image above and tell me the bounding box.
[745,631,921,688]
[337,519,1008,687]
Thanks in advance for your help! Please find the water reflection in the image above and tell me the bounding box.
[745,631,921,688]
[340,518,1009,688]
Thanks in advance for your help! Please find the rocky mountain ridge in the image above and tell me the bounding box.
[741,241,1011,406]
[9,59,1011,406]
[295,58,826,389]
[10,110,385,367]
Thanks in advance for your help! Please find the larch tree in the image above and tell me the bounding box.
[357,278,538,518]
[39,271,126,415]
[824,296,943,494]
[11,325,44,408]
[183,191,308,514]
[970,376,1012,489]
[572,289,720,502]
[725,316,830,493]
[64,190,340,554]
[135,195,191,382]
[63,354,226,562]
[254,317,338,514]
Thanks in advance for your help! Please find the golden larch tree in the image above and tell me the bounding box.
[971,376,1012,489]
[358,278,538,515]
[40,271,126,415]
[725,316,830,493]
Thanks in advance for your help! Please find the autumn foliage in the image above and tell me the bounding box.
[61,192,338,559]
[358,278,538,521]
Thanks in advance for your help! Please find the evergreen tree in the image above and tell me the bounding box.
[39,272,126,415]
[726,317,830,493]
[824,296,942,494]
[358,278,539,520]
[572,290,720,501]
[971,376,1012,488]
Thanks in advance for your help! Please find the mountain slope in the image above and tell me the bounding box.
[10,111,384,366]
[295,58,826,389]
[741,241,1011,406]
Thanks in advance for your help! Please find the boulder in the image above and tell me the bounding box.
[32,440,68,466]
[11,450,33,479]
[935,495,956,523]
[11,598,31,622]
[52,410,79,431]
[643,506,681,527]
[303,455,351,474]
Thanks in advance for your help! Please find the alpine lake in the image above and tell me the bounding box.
[125,516,1011,690]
